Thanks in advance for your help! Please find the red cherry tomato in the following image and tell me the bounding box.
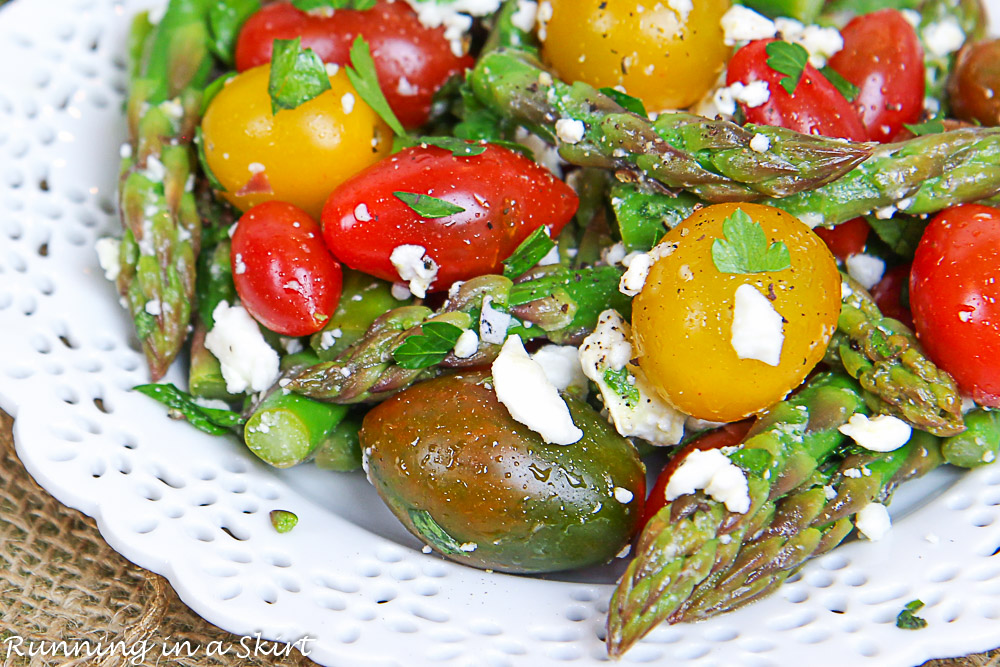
[727,39,867,141]
[871,263,915,330]
[812,217,870,262]
[321,144,579,293]
[827,9,924,143]
[910,204,1000,406]
[235,1,472,129]
[642,420,754,526]
[232,201,343,336]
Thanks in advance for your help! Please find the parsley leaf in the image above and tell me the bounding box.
[268,38,332,115]
[394,192,465,219]
[503,226,556,278]
[766,41,810,95]
[599,87,649,117]
[820,66,860,102]
[293,0,377,10]
[393,322,467,369]
[407,136,488,157]
[711,208,791,274]
[896,599,928,630]
[408,509,465,555]
[346,35,406,136]
[603,367,640,404]
[903,119,945,136]
[208,0,260,65]
[134,383,244,436]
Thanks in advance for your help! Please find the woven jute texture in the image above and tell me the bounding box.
[0,407,996,667]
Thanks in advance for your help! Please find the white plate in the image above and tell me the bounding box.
[3,1,1000,665]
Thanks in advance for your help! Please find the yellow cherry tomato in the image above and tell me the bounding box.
[632,203,841,422]
[201,65,391,219]
[540,0,731,111]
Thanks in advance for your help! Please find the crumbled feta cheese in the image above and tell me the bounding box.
[324,62,340,76]
[720,6,776,45]
[665,449,751,513]
[532,345,588,394]
[616,543,631,559]
[510,0,538,32]
[119,143,132,159]
[247,162,265,174]
[841,280,853,299]
[319,328,342,350]
[824,485,837,500]
[874,204,897,220]
[579,310,686,446]
[900,9,921,29]
[479,296,511,344]
[923,18,965,57]
[403,0,502,56]
[962,396,977,414]
[838,413,912,452]
[537,245,561,266]
[280,337,303,355]
[618,241,676,296]
[731,284,785,367]
[536,0,553,40]
[421,545,433,554]
[233,253,247,275]
[796,25,843,67]
[452,329,479,359]
[797,212,825,229]
[713,80,771,116]
[459,542,478,552]
[144,299,162,316]
[845,253,885,290]
[204,301,280,394]
[555,118,586,144]
[390,244,439,299]
[856,503,892,541]
[95,237,121,281]
[143,155,167,182]
[396,76,418,96]
[614,487,634,504]
[341,92,355,114]
[750,132,771,153]
[667,0,693,23]
[391,283,411,301]
[492,336,582,445]
[514,127,565,174]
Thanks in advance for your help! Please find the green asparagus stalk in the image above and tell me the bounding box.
[244,390,350,468]
[309,270,409,362]
[134,382,244,435]
[607,373,867,656]
[739,0,823,22]
[118,0,216,380]
[468,50,871,201]
[290,266,628,403]
[835,274,964,436]
[188,322,237,400]
[313,417,365,471]
[942,408,1000,468]
[483,0,540,55]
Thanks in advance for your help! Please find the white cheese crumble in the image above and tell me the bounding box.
[391,283,411,301]
[144,299,162,316]
[341,92,355,114]
[923,18,965,57]
[720,5,776,45]
[665,449,751,513]
[555,118,586,144]
[537,244,561,266]
[536,0,553,41]
[452,328,479,358]
[234,253,247,275]
[390,244,439,299]
[667,0,694,23]
[204,301,280,394]
[396,76,418,96]
[856,503,892,541]
[143,155,167,183]
[618,241,676,296]
[354,203,373,222]
[403,0,502,56]
[515,127,565,174]
[838,413,912,452]
[459,542,478,552]
[713,80,771,116]
[795,25,843,68]
[510,0,538,32]
[492,336,582,445]
[319,328,342,350]
[845,253,885,290]
[798,211,825,229]
[579,310,686,446]
[614,487,634,504]
[731,284,785,367]
[750,132,771,153]
[532,345,588,394]
[479,296,512,344]
[324,62,340,76]
[95,237,121,281]
[603,242,627,266]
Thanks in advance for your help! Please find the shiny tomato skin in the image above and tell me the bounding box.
[232,202,343,336]
[235,1,472,129]
[827,9,924,143]
[642,420,754,526]
[812,217,870,262]
[871,263,914,330]
[910,204,1000,406]
[322,144,579,292]
[727,39,867,141]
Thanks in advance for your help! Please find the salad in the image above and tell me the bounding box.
[101,0,1000,657]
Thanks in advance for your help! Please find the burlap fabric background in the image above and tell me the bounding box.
[0,409,997,666]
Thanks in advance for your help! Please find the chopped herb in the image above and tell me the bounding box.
[896,599,928,630]
[393,191,465,218]
[134,383,244,436]
[603,367,640,404]
[766,41,810,95]
[267,38,331,115]
[393,321,467,370]
[711,208,791,274]
[599,87,649,117]
[346,36,406,136]
[292,0,377,9]
[503,226,556,278]
[484,139,535,159]
[820,66,860,102]
[208,0,260,65]
[270,510,299,534]
[414,136,488,157]
[409,508,465,555]
[903,119,945,136]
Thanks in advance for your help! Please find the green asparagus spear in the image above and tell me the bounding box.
[309,270,409,362]
[942,408,1000,468]
[118,0,216,380]
[835,274,964,436]
[483,0,540,55]
[290,266,627,403]
[134,382,244,435]
[468,50,871,201]
[607,373,867,655]
[244,390,350,468]
[188,322,238,401]
[738,0,823,22]
[313,417,365,471]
